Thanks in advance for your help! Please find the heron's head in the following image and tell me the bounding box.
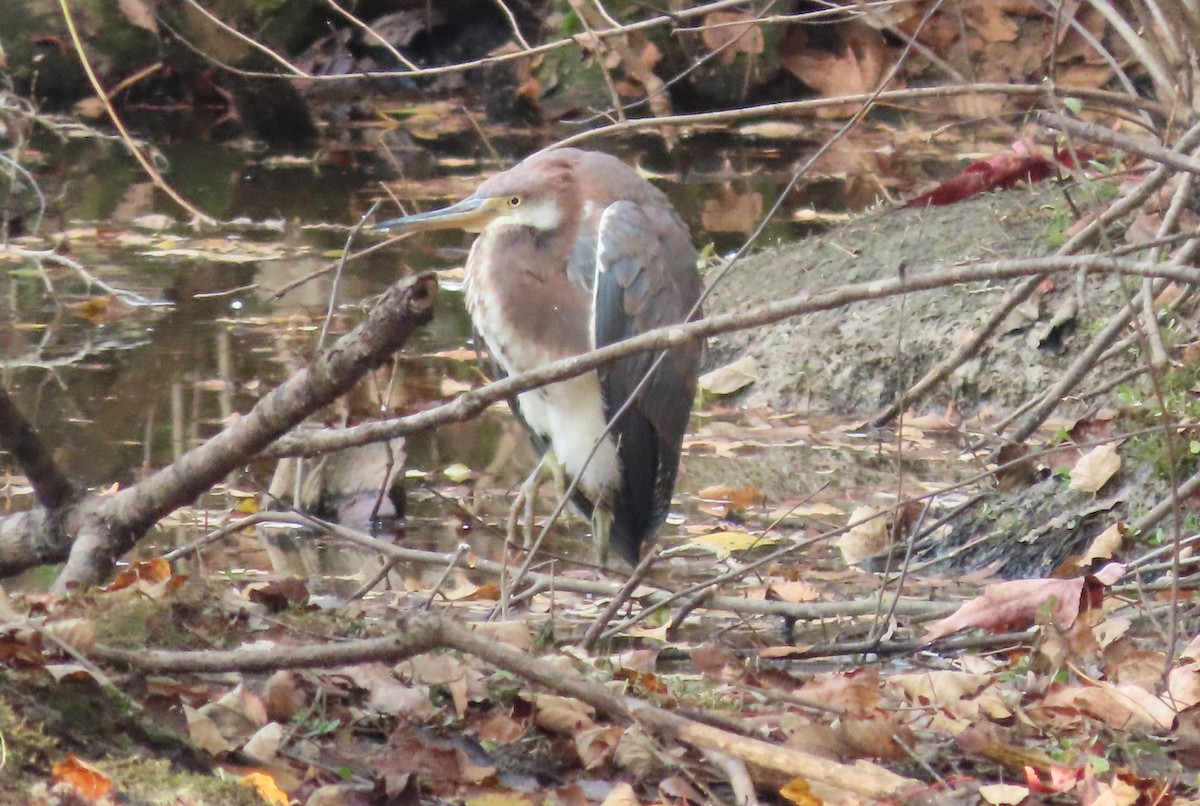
[375,153,576,237]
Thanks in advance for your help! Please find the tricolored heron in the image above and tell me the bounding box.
[376,148,702,566]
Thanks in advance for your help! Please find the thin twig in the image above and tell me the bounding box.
[58,0,217,226]
[580,545,660,650]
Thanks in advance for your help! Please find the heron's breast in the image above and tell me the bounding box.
[465,232,592,372]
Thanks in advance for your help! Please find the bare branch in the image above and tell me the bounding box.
[271,255,1200,459]
[0,390,76,510]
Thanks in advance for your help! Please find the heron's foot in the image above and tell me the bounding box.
[506,454,564,549]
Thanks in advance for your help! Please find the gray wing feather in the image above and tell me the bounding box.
[593,201,702,562]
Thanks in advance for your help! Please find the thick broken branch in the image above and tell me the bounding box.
[0,275,437,590]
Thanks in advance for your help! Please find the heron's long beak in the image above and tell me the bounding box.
[375,196,499,235]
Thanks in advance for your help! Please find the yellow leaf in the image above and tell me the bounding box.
[240,772,289,806]
[1082,522,1124,564]
[444,463,473,482]
[779,775,820,805]
[688,531,775,558]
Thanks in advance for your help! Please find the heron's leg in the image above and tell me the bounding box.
[592,503,613,568]
[506,452,565,548]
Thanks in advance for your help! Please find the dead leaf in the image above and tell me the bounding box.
[185,704,234,755]
[963,3,1019,42]
[74,96,107,119]
[835,506,890,565]
[52,755,113,800]
[262,670,307,721]
[699,12,765,64]
[534,694,595,734]
[796,670,882,715]
[890,671,990,706]
[477,712,525,744]
[575,724,623,768]
[240,771,290,806]
[243,722,284,762]
[42,618,95,654]
[697,356,757,395]
[347,663,436,718]
[1069,443,1121,493]
[923,576,1086,642]
[978,783,1030,805]
[1182,633,1200,661]
[99,557,173,593]
[1041,681,1176,729]
[768,579,821,603]
[471,621,534,652]
[118,0,158,33]
[1082,522,1124,565]
[687,531,775,558]
[779,22,889,103]
[1168,661,1200,710]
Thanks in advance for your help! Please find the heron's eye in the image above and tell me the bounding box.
[508,196,522,207]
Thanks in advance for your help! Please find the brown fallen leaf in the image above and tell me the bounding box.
[575,724,624,768]
[923,576,1086,642]
[262,670,307,722]
[768,579,821,603]
[1040,681,1175,729]
[889,671,991,707]
[477,711,525,744]
[533,694,595,734]
[699,11,765,64]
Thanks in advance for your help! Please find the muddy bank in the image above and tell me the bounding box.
[703,181,1133,418]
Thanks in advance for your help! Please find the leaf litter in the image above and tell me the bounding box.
[5,402,1200,804]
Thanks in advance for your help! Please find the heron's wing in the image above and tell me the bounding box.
[593,201,703,562]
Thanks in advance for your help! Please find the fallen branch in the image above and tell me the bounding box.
[0,275,437,590]
[93,611,921,800]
